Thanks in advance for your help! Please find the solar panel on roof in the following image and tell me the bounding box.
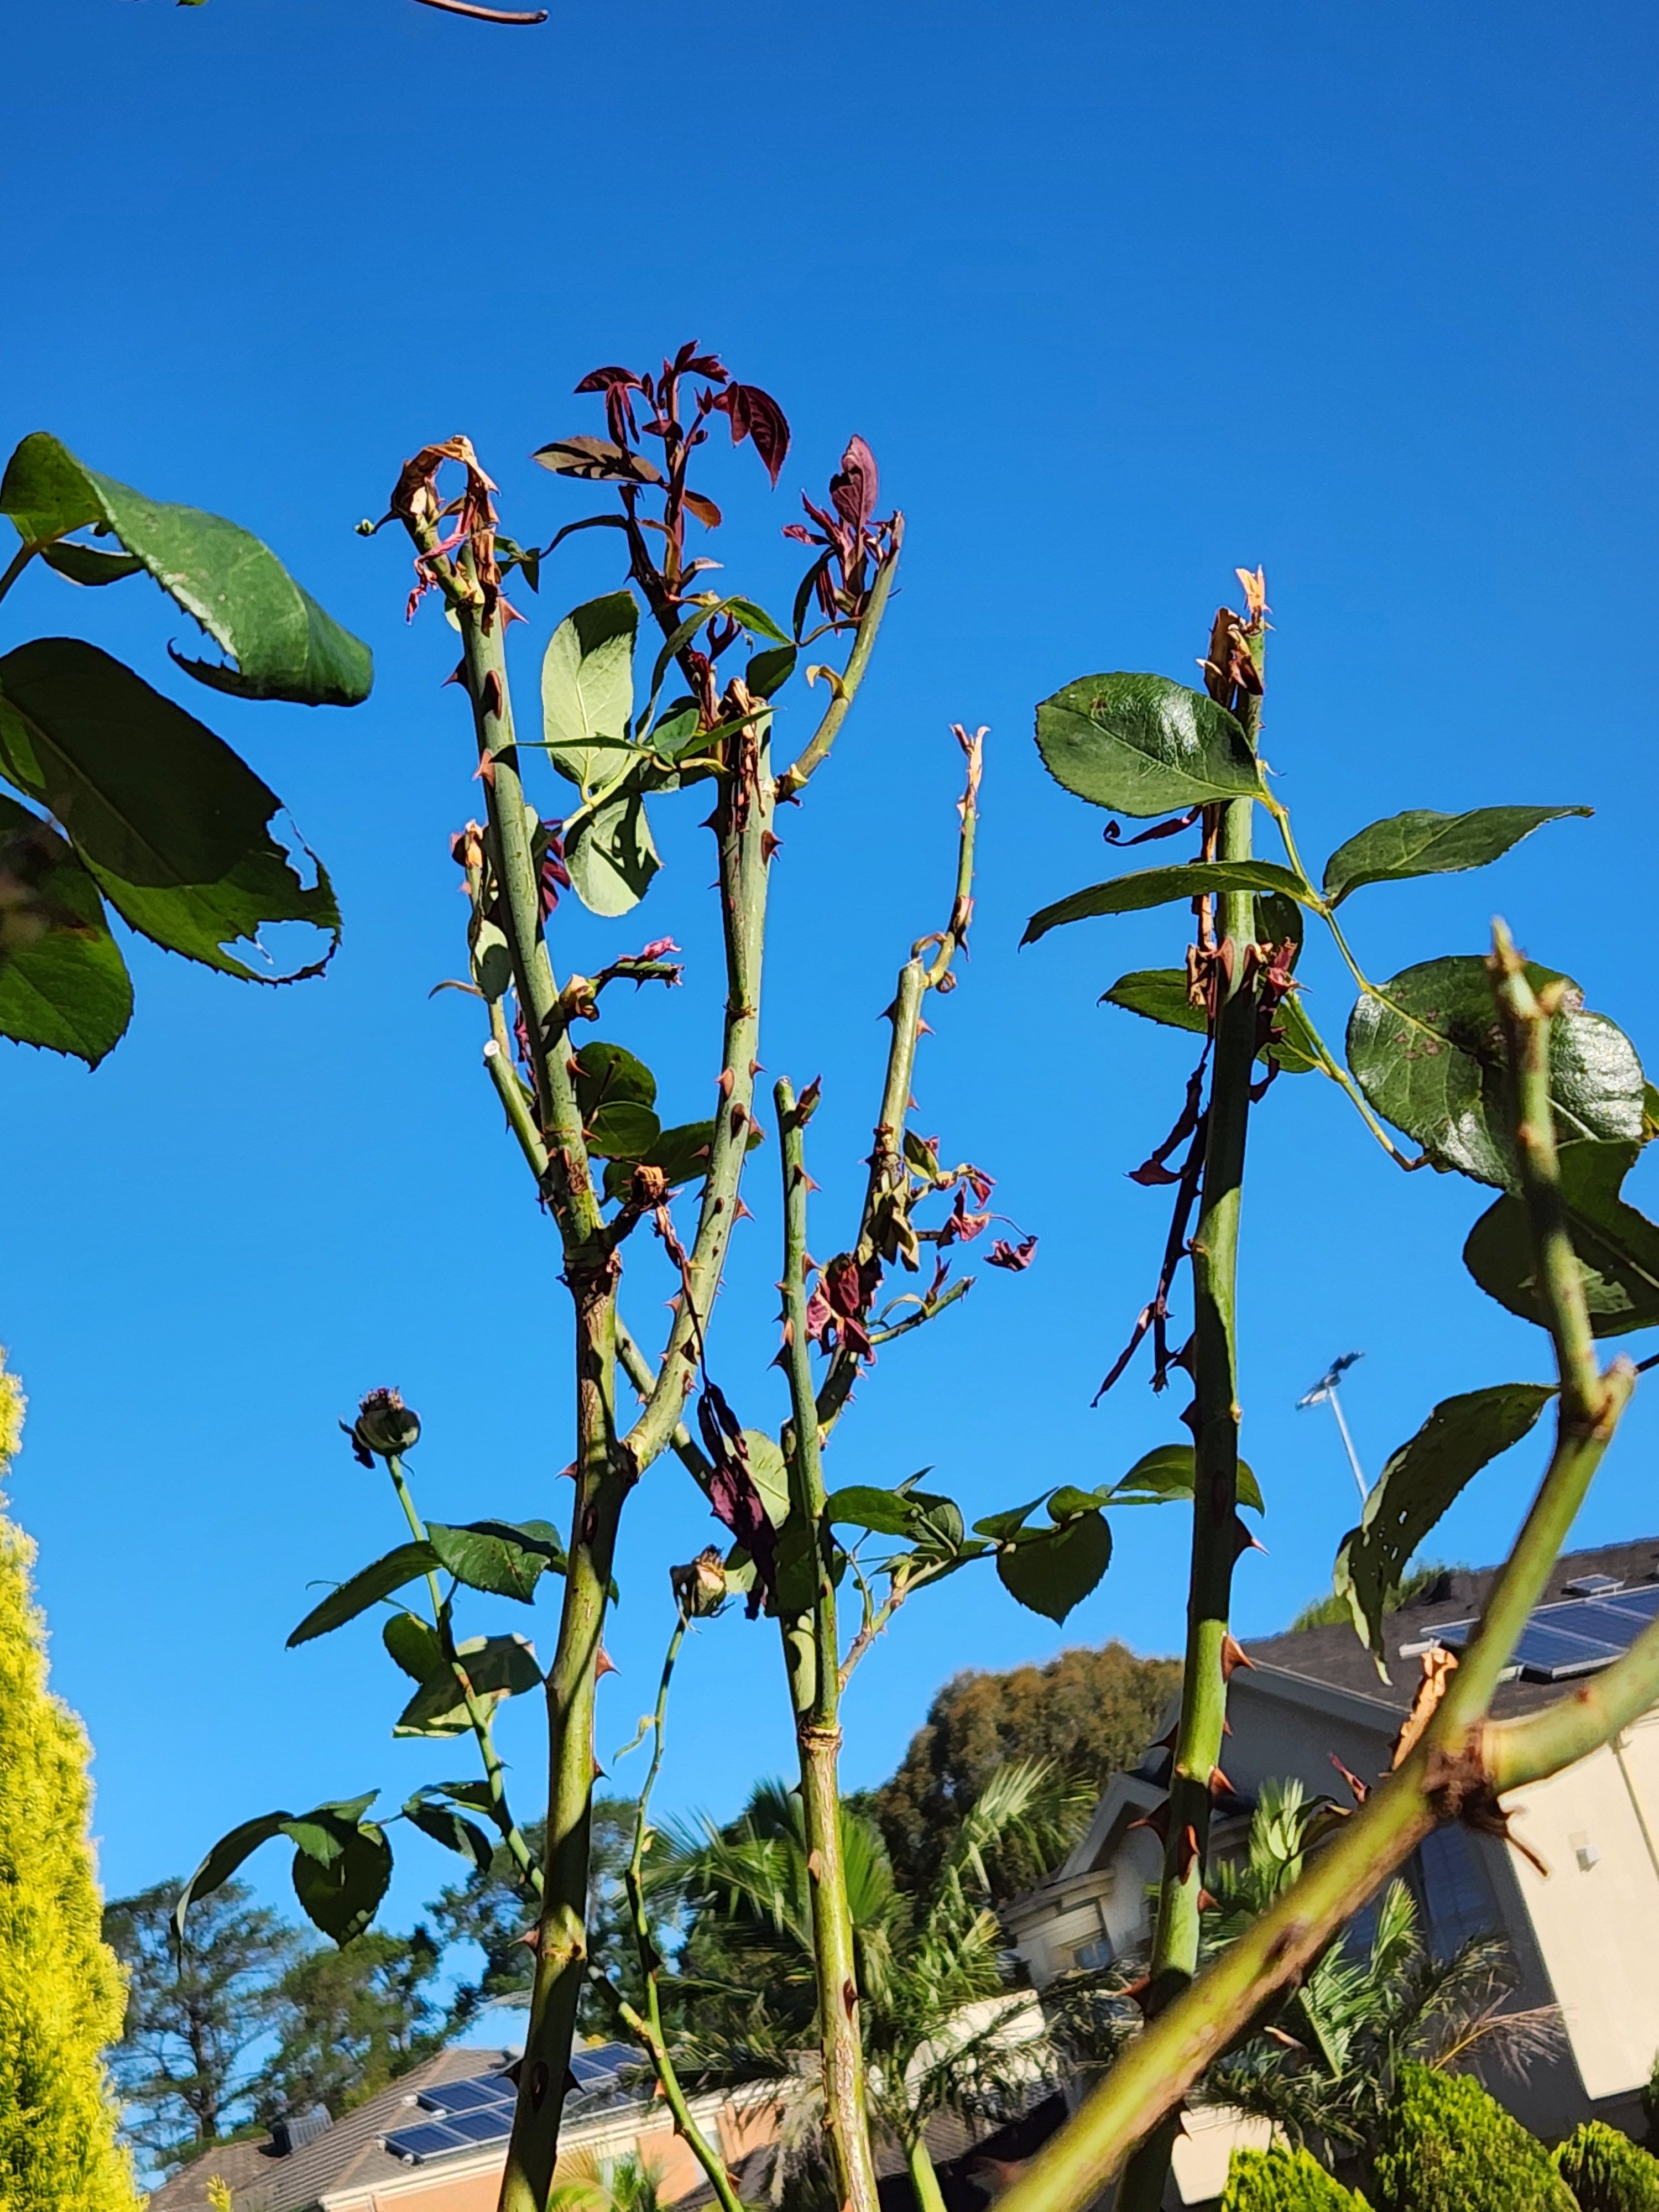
[442,2108,515,2146]
[385,2122,472,2162]
[1433,1582,1659,1682]
[418,2076,515,2117]
[1564,1572,1625,1597]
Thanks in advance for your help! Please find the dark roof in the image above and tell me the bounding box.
[1243,1537,1659,1720]
[146,2045,517,2212]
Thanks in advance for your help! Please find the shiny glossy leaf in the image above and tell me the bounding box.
[0,639,340,980]
[746,645,797,698]
[1464,1140,1659,1337]
[286,1542,440,1647]
[1024,860,1311,948]
[997,1512,1111,1622]
[1333,1384,1555,1672]
[565,788,659,916]
[425,1521,559,1603]
[1321,806,1590,907]
[1,432,372,706]
[1109,1442,1264,1513]
[0,795,132,1063]
[540,592,638,796]
[1034,672,1264,818]
[394,1632,542,1737]
[573,1039,656,1114]
[1347,958,1642,1189]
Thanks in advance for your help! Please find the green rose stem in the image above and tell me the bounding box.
[1118,596,1267,2212]
[593,1604,747,2212]
[774,1074,882,2212]
[994,923,1636,2212]
[384,1448,541,1897]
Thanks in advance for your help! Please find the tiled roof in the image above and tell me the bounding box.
[146,2045,516,2212]
[1242,1536,1659,1719]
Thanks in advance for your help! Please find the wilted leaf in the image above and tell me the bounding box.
[1024,860,1311,948]
[1034,672,1264,818]
[1321,806,1590,907]
[1333,1384,1555,1672]
[1346,957,1642,1189]
[0,794,132,1064]
[1,432,373,706]
[0,639,340,980]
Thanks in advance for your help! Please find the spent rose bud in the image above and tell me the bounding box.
[351,1386,421,1463]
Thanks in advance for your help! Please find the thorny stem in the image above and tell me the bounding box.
[605,1606,747,2212]
[995,919,1637,2212]
[384,1454,540,1895]
[775,1076,881,2212]
[1119,596,1266,2212]
[812,728,983,1439]
[775,519,905,802]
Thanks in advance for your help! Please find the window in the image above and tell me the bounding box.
[1072,1936,1113,1972]
[1416,1824,1495,1958]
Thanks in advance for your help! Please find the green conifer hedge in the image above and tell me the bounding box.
[1372,2065,1575,2212]
[0,1358,138,2210]
[1557,2121,1659,2211]
[1222,2144,1370,2208]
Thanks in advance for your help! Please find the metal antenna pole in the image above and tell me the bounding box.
[1296,1352,1368,1506]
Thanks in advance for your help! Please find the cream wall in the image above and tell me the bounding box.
[1504,1708,1659,2104]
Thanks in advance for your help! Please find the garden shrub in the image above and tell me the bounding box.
[1556,2121,1659,2211]
[1222,2145,1369,2208]
[1371,2064,1574,2212]
[0,1356,138,2209]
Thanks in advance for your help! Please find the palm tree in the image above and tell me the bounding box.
[661,1761,1085,2212]
[1135,1778,1558,2162]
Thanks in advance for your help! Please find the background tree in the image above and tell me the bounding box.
[258,1928,442,2119]
[103,1877,295,2169]
[427,1800,642,2037]
[0,1355,138,2210]
[862,1644,1178,1899]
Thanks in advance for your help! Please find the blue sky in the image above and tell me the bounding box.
[5,0,1658,1944]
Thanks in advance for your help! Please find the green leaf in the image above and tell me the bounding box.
[0,639,341,981]
[600,1118,761,1204]
[1024,860,1312,948]
[1047,1484,1111,1521]
[1,432,373,706]
[0,795,132,1064]
[1346,958,1643,1189]
[1034,672,1264,818]
[383,1612,442,1683]
[1333,1384,1555,1672]
[972,1497,1045,1542]
[823,1486,916,1537]
[290,1821,392,1945]
[1109,1442,1264,1513]
[565,788,659,917]
[393,1633,542,1737]
[722,596,791,645]
[39,541,144,587]
[586,1100,661,1161]
[1321,806,1591,907]
[540,593,639,796]
[744,1432,790,1530]
[286,1542,440,1647]
[746,645,797,698]
[175,1812,295,1943]
[996,1512,1112,1623]
[403,1794,495,1873]
[1255,890,1305,956]
[573,1038,655,1113]
[280,1793,379,1865]
[425,1522,560,1604]
[1098,967,1316,1078]
[1464,1141,1659,1337]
